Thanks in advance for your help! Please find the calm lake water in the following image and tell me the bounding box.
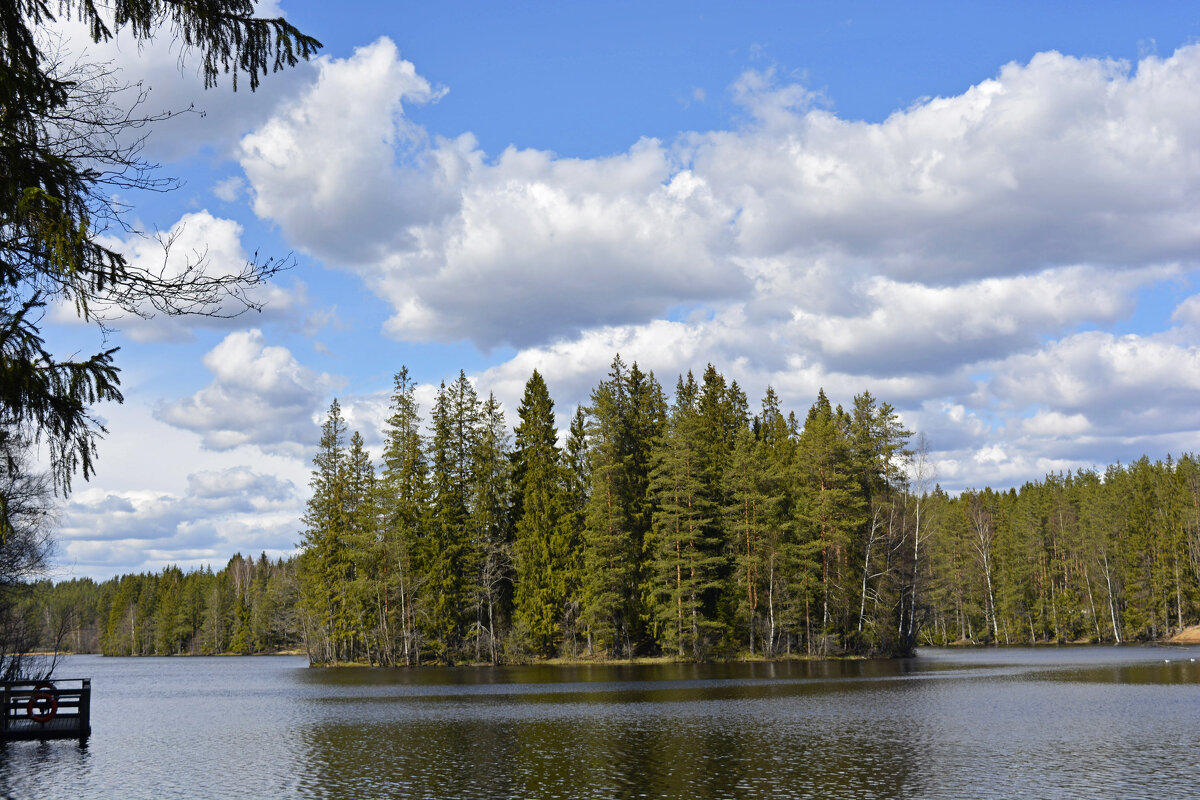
[2,646,1198,799]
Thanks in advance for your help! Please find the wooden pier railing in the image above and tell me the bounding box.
[1,679,91,743]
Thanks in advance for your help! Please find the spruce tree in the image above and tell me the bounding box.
[344,430,379,663]
[0,1,320,536]
[426,373,479,662]
[648,377,723,658]
[154,566,187,655]
[581,356,666,657]
[581,356,634,655]
[693,365,749,647]
[380,367,431,665]
[299,399,352,664]
[560,406,590,655]
[512,371,567,655]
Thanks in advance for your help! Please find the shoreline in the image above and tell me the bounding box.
[32,635,1200,666]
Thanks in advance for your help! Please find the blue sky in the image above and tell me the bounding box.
[41,1,1200,578]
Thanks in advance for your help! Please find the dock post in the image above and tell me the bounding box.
[79,679,91,743]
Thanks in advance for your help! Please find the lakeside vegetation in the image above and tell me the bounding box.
[13,357,1200,664]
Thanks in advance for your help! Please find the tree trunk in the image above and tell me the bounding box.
[768,563,776,658]
[1102,553,1122,644]
[1082,562,1101,642]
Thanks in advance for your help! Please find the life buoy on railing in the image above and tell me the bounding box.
[27,682,58,723]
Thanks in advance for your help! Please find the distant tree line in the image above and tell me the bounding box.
[924,459,1200,646]
[17,358,1200,662]
[16,554,302,656]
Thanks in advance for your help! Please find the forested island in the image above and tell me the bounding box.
[16,357,1200,665]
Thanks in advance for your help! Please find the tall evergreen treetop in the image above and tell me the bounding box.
[648,385,724,658]
[512,369,559,517]
[299,400,352,663]
[512,371,568,654]
[425,377,480,661]
[581,355,666,656]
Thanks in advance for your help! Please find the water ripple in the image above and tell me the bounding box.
[1,647,1198,799]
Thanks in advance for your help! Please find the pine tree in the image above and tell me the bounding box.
[723,425,771,655]
[27,363,1200,660]
[795,390,865,654]
[847,392,911,650]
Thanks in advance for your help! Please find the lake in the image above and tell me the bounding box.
[2,646,1198,799]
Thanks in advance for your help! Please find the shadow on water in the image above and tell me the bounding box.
[296,657,943,698]
[296,700,924,800]
[1041,659,1200,684]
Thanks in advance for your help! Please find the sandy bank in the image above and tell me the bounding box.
[1169,625,1200,644]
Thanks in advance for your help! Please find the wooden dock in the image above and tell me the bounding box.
[1,679,91,743]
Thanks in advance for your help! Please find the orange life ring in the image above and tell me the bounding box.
[27,681,58,723]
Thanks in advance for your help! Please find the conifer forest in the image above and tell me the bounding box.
[18,358,1200,664]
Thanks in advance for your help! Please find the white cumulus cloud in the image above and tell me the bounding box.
[229,39,1200,490]
[156,329,340,456]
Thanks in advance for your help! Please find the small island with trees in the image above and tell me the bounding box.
[13,357,1200,666]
